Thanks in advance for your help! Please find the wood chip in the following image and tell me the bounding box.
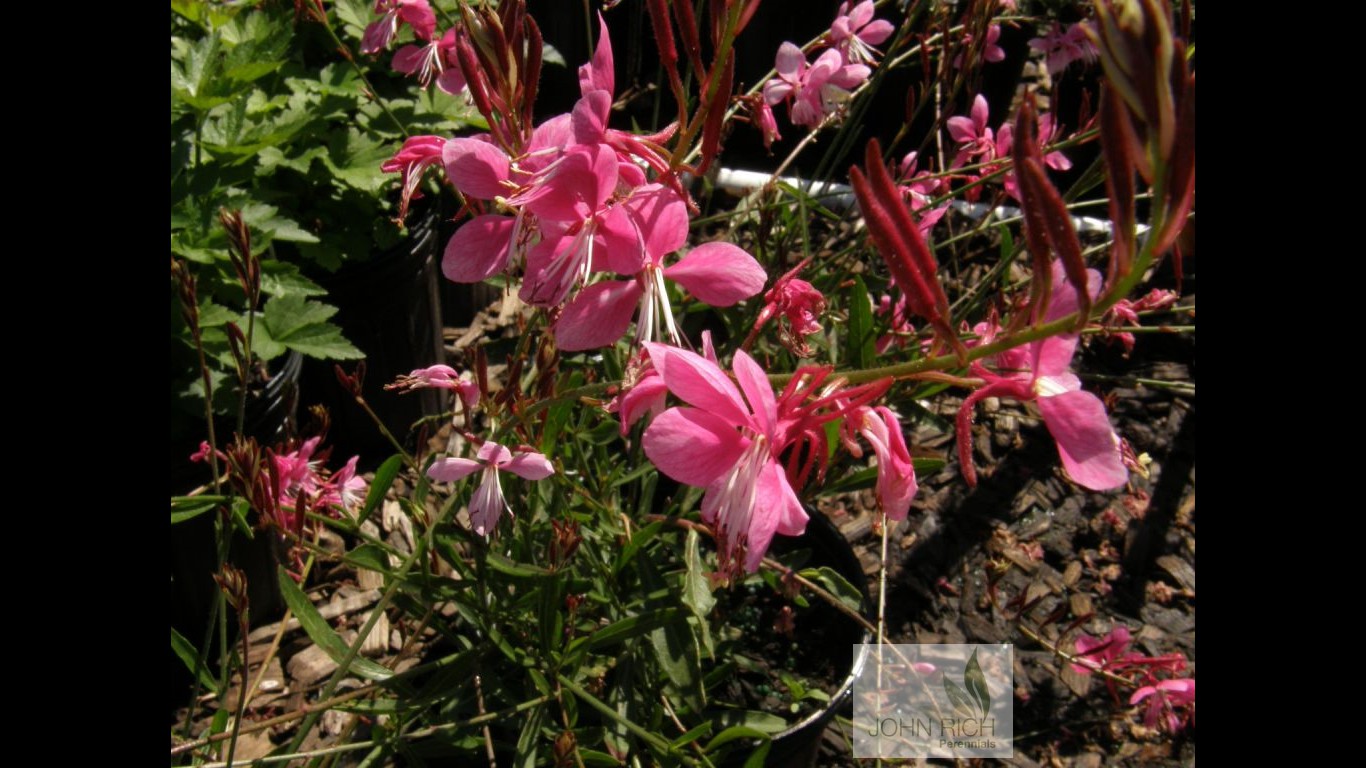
[1156,554,1196,592]
[360,610,391,657]
[1063,561,1083,587]
[286,644,338,686]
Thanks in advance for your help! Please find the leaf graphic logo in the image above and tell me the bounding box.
[942,648,992,719]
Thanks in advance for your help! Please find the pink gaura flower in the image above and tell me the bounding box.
[1070,625,1133,675]
[828,1,896,64]
[874,292,915,354]
[956,261,1128,491]
[362,0,437,55]
[427,441,555,536]
[392,28,466,95]
[321,456,368,515]
[1130,679,1195,733]
[996,111,1072,201]
[947,94,998,169]
[750,259,825,357]
[381,135,446,222]
[954,23,1005,68]
[1028,22,1098,76]
[641,344,810,576]
[763,43,870,128]
[850,406,918,520]
[385,364,480,409]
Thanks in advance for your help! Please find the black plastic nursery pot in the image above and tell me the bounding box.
[299,209,446,469]
[724,508,873,768]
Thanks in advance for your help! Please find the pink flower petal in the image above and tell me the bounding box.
[643,343,751,428]
[1037,390,1128,491]
[578,12,615,97]
[775,42,805,79]
[626,185,690,264]
[427,457,483,483]
[947,116,978,143]
[468,469,505,535]
[643,407,746,487]
[596,205,647,274]
[391,44,425,75]
[663,242,767,306]
[618,374,667,435]
[442,138,510,200]
[504,451,555,480]
[858,19,895,45]
[477,441,513,465]
[731,349,777,438]
[553,280,642,351]
[745,459,804,571]
[442,215,514,283]
[571,90,611,145]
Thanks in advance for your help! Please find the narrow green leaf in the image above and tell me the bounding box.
[276,566,393,681]
[848,275,876,370]
[704,725,769,751]
[669,721,713,749]
[170,498,219,524]
[170,627,219,694]
[359,454,403,526]
[485,552,553,579]
[583,608,686,651]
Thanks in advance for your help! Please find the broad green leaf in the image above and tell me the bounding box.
[847,275,876,370]
[650,617,706,715]
[799,566,864,615]
[259,261,326,299]
[344,543,392,574]
[277,566,393,681]
[358,454,404,526]
[170,627,219,694]
[681,530,715,618]
[260,296,363,360]
[323,128,393,194]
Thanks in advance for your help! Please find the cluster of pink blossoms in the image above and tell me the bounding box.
[191,437,367,536]
[362,0,466,95]
[385,16,766,353]
[1071,626,1195,734]
[948,93,1073,203]
[757,1,894,140]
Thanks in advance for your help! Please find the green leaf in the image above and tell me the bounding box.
[681,530,716,618]
[259,262,326,299]
[799,566,864,615]
[170,497,219,524]
[704,725,770,751]
[964,647,991,716]
[485,552,553,579]
[359,454,403,526]
[344,543,392,574]
[276,566,393,681]
[711,711,788,735]
[582,608,686,651]
[323,128,394,194]
[847,275,876,370]
[650,617,706,715]
[260,296,363,360]
[170,627,219,694]
[670,721,713,749]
